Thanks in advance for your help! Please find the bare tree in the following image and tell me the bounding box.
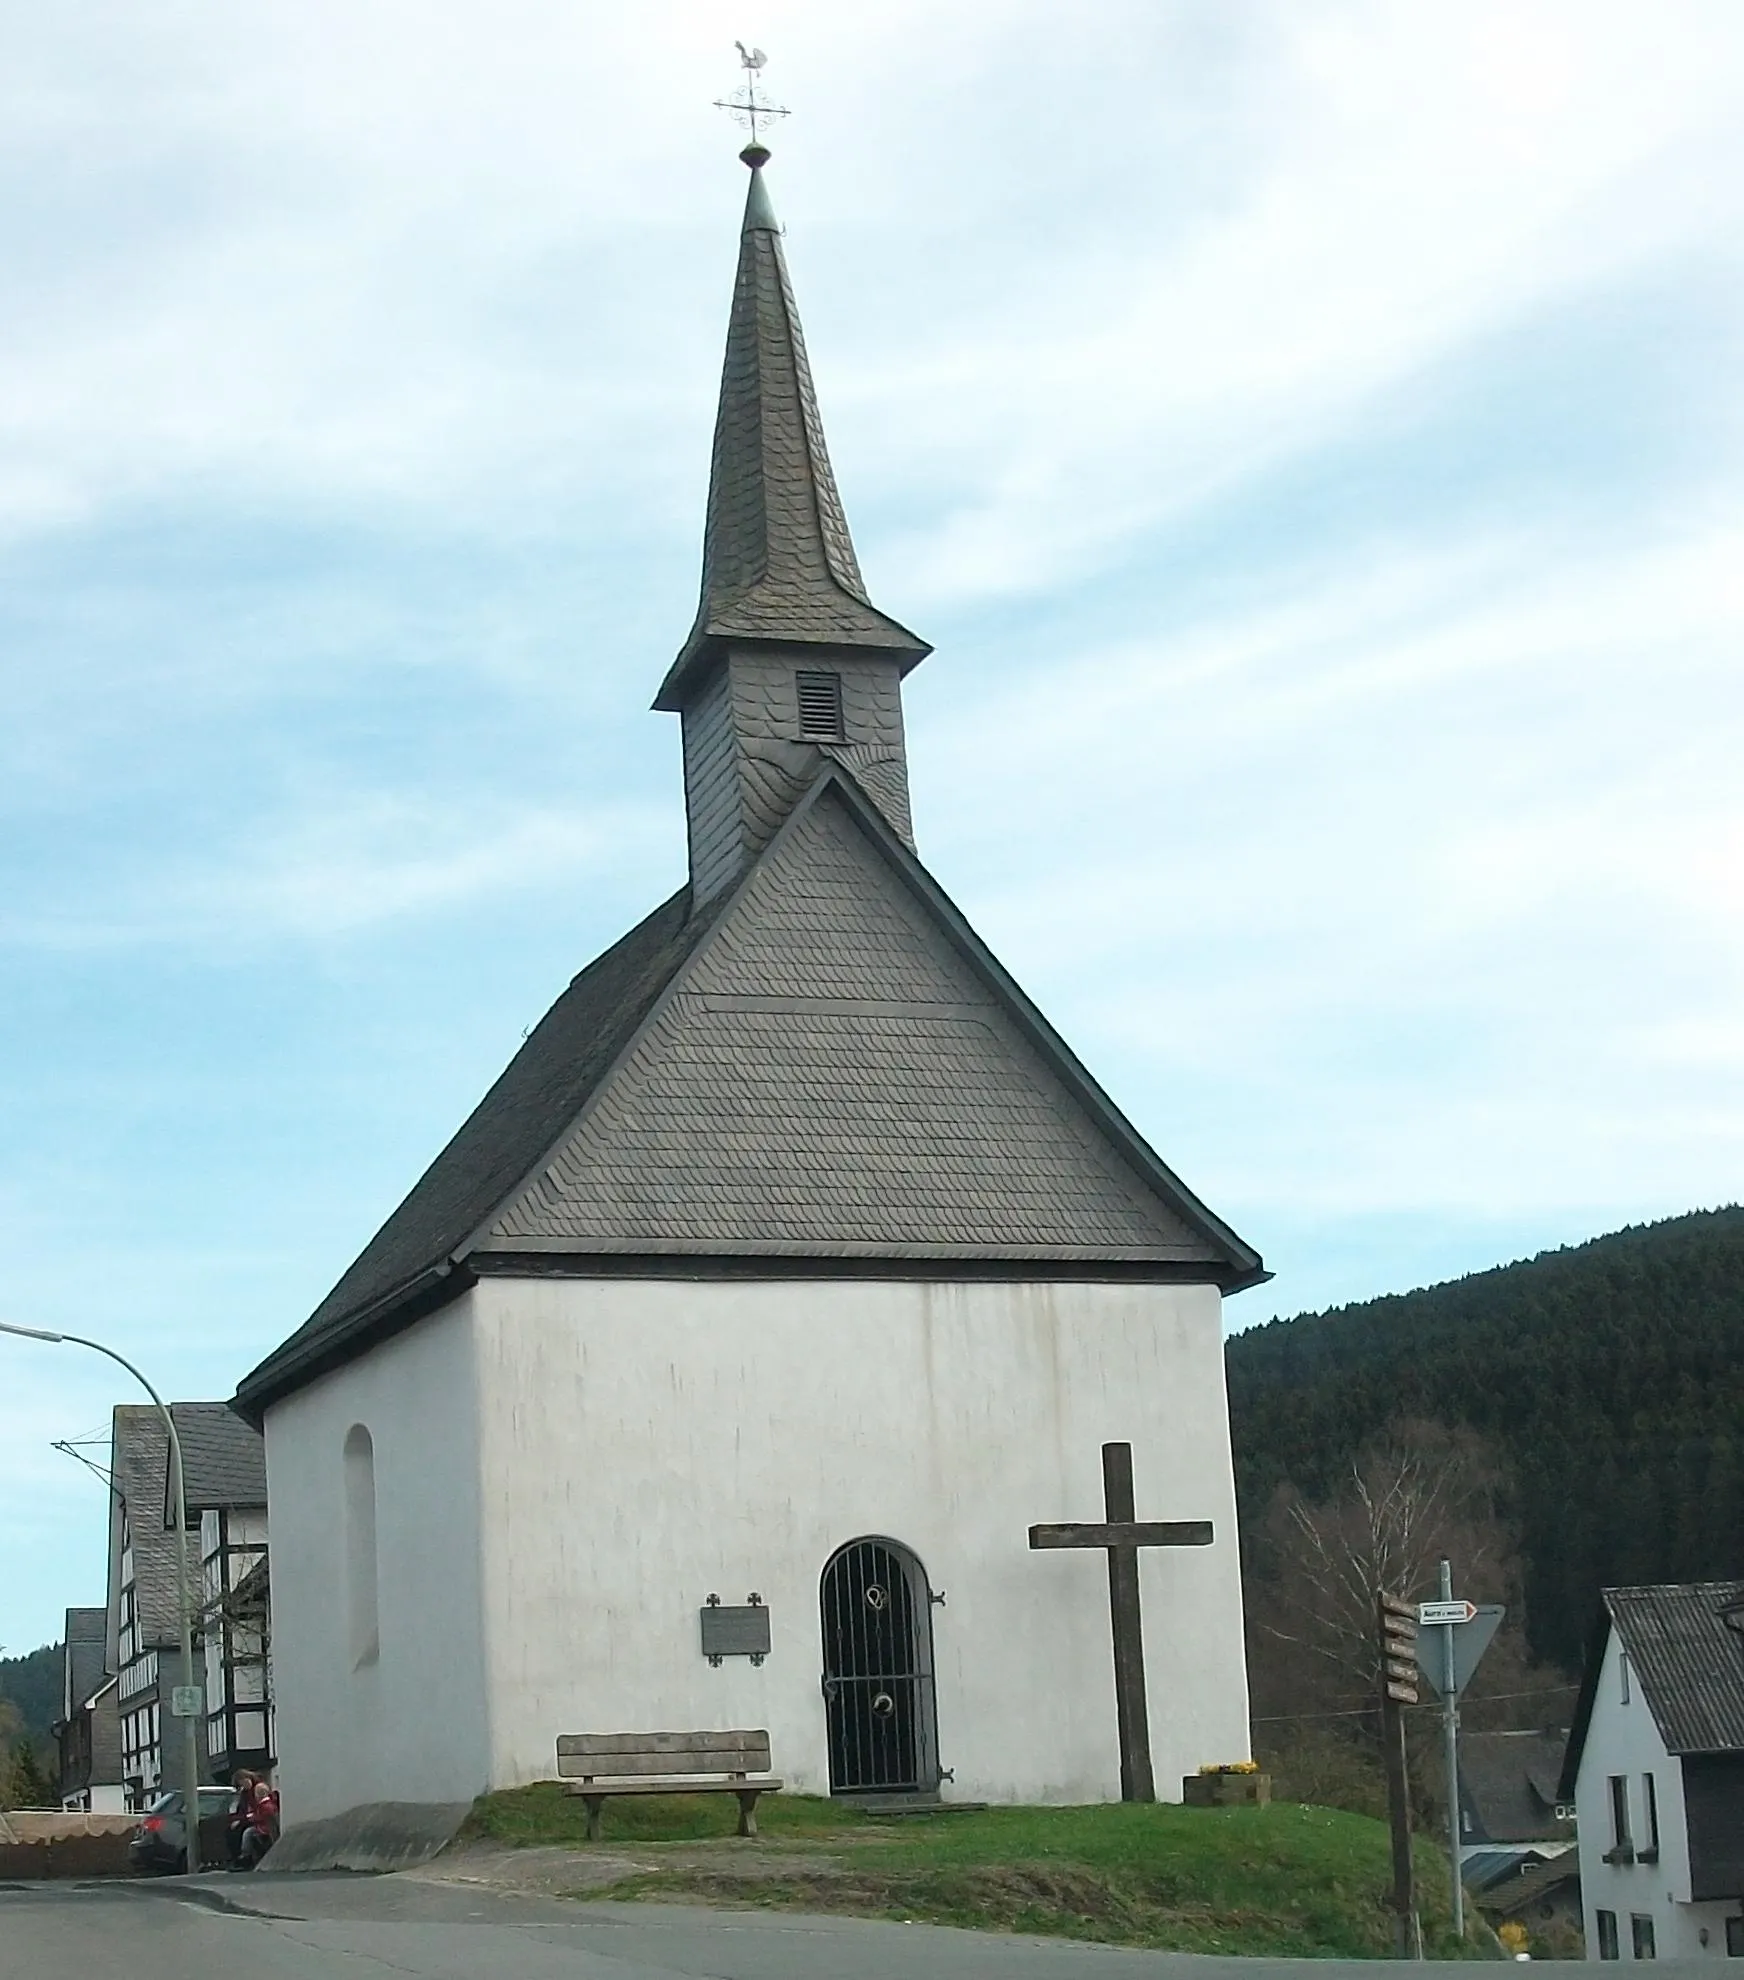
[1246,1420,1515,1723]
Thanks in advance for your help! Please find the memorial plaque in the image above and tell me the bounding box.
[700,1600,771,1665]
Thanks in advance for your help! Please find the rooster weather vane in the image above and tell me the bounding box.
[714,41,790,149]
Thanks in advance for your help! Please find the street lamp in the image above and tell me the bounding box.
[1,1321,205,1873]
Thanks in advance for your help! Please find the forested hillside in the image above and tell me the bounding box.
[0,1643,60,1757]
[1226,1207,1744,1672]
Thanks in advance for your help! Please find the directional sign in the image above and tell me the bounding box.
[1378,1591,1420,1706]
[1416,1604,1505,1697]
[1419,1600,1478,1627]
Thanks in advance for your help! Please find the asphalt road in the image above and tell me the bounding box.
[0,1873,1697,1977]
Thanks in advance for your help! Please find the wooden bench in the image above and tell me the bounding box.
[555,1730,783,1840]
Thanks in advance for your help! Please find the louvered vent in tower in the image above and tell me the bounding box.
[796,669,845,741]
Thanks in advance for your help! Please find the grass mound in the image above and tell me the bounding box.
[462,1786,1492,1958]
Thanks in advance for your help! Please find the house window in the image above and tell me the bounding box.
[1609,1775,1633,1859]
[1724,1914,1743,1956]
[1641,1772,1660,1859]
[1632,1915,1656,1960]
[796,669,845,741]
[343,1424,380,1669]
[1620,1647,1631,1704]
[1597,1910,1619,1960]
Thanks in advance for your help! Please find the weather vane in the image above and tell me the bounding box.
[714,42,790,150]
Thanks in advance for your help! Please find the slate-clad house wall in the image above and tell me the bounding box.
[238,146,1265,1835]
[108,1406,181,1806]
[55,1605,125,1812]
[1561,1582,1744,1959]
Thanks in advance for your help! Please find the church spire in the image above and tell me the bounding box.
[654,145,929,713]
[661,141,931,904]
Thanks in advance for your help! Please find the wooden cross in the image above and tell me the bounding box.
[1028,1441,1213,1802]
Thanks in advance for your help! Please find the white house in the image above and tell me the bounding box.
[1560,1581,1744,1960]
[235,144,1267,1844]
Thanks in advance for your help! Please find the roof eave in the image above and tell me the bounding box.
[654,621,933,713]
[231,1258,470,1427]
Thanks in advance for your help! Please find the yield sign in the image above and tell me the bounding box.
[1416,1604,1505,1696]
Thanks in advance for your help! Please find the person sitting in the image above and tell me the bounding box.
[224,1770,256,1870]
[237,1775,279,1869]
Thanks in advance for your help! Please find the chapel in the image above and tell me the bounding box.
[235,143,1265,1836]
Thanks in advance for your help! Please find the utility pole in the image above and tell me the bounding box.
[1377,1590,1422,1958]
[1438,1558,1464,1942]
[0,1322,205,1873]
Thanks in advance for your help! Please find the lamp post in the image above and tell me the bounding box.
[1,1321,204,1873]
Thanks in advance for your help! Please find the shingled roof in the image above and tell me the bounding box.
[656,148,928,710]
[1458,1729,1572,1843]
[235,770,1265,1422]
[232,888,714,1416]
[165,1403,265,1514]
[62,1606,107,1717]
[1560,1580,1744,1796]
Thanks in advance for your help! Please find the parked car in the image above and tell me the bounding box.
[128,1786,234,1874]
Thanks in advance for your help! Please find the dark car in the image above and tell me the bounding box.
[128,1785,235,1874]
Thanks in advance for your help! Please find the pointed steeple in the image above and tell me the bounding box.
[655,146,929,712]
[659,146,932,904]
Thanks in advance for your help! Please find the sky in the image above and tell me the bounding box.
[2,0,1742,1657]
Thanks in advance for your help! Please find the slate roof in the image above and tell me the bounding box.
[63,1607,107,1716]
[1458,1730,1572,1843]
[656,150,928,711]
[166,1403,265,1513]
[235,769,1264,1423]
[234,889,714,1412]
[1559,1580,1744,1795]
[111,1406,183,1647]
[233,150,1266,1427]
[488,780,1240,1260]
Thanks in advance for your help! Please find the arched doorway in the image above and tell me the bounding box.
[819,1536,939,1796]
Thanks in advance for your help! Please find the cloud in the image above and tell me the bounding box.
[2,0,1743,1648]
[0,791,668,950]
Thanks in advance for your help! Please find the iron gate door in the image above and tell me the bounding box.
[820,1536,938,1795]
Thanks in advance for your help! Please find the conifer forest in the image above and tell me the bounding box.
[1226,1206,1744,1679]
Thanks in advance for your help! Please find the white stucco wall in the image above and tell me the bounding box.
[1576,1626,1743,1958]
[261,1300,489,1824]
[470,1274,1250,1807]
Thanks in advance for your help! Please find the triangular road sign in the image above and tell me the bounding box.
[1416,1603,1504,1696]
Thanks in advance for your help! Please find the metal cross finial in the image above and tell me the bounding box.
[714,41,790,149]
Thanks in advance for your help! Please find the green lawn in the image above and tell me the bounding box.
[462,1786,1493,1959]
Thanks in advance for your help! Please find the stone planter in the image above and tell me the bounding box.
[1182,1771,1272,1808]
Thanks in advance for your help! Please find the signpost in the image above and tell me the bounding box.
[1419,1562,1505,1945]
[1028,1442,1213,1802]
[1376,1591,1421,1957]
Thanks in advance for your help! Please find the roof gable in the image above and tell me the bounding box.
[237,768,1261,1421]
[482,772,1254,1268]
[1612,1581,1744,1754]
[1560,1580,1744,1794]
